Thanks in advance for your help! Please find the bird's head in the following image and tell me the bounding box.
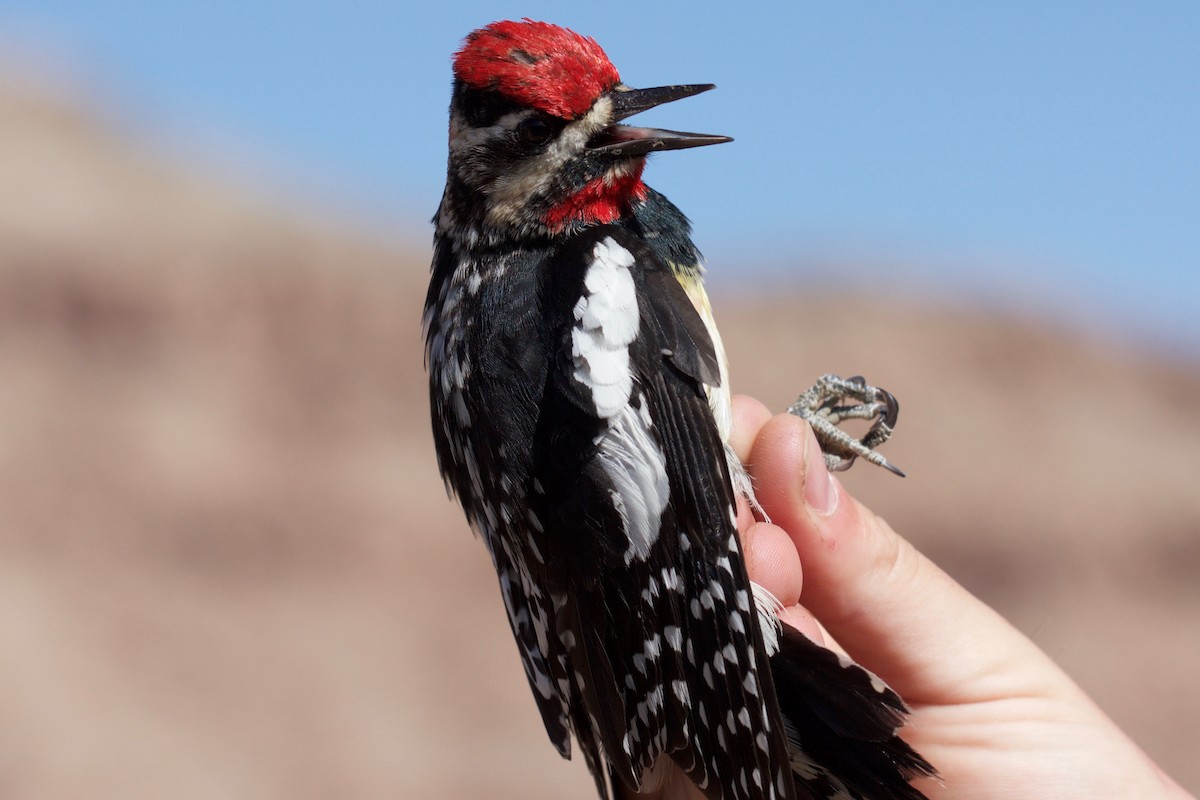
[440,19,730,244]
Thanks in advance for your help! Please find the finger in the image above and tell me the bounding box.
[741,522,803,609]
[729,394,772,464]
[736,444,825,645]
[741,505,825,647]
[777,605,824,645]
[748,413,1072,705]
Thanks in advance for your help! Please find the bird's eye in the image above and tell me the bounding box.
[518,117,553,146]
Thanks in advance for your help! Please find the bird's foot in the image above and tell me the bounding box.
[786,374,905,477]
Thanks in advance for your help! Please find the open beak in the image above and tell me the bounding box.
[588,84,732,157]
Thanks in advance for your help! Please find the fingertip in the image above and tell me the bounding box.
[799,425,839,517]
[729,394,773,463]
[747,413,850,563]
[746,413,811,533]
[742,522,803,608]
[777,605,824,646]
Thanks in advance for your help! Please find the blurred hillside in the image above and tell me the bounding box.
[0,72,1197,798]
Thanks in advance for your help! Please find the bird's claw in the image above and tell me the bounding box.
[786,374,905,477]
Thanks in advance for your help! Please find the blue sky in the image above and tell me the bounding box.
[4,2,1199,354]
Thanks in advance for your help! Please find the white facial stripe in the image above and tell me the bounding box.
[449,109,532,152]
[483,96,614,229]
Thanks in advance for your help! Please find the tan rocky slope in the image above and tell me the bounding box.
[1,75,1196,798]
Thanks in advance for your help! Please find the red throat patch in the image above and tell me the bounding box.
[453,20,620,119]
[543,165,647,232]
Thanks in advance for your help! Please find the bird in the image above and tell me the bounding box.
[424,19,934,800]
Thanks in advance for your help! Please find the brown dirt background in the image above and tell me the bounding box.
[1,75,1197,798]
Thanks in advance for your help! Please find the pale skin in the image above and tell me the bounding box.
[622,394,1193,800]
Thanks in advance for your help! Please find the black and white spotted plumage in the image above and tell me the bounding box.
[427,212,932,800]
[425,19,934,800]
[533,227,784,795]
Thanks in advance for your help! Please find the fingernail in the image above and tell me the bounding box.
[803,425,838,516]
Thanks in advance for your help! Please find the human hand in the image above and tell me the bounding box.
[627,395,1192,799]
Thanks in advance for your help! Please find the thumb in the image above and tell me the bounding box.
[747,413,1069,705]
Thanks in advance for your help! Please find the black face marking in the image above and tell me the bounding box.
[453,81,523,128]
[452,80,567,156]
[518,115,555,147]
[485,113,566,167]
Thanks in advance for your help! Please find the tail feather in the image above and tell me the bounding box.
[771,624,936,800]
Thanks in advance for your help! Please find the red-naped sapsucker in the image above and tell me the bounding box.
[424,19,933,800]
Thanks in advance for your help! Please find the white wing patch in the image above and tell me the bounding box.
[597,397,670,564]
[571,237,639,418]
[570,238,667,562]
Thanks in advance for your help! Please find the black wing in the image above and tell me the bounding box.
[531,226,797,799]
[425,240,574,760]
